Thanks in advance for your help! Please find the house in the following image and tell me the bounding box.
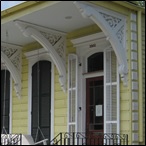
[1,1,145,145]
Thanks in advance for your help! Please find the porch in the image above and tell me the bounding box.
[1,132,128,145]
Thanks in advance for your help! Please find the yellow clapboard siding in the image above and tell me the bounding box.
[13,119,28,127]
[55,117,67,125]
[120,92,131,101]
[22,65,28,73]
[22,81,28,88]
[54,91,67,99]
[121,101,130,111]
[55,99,67,108]
[13,104,28,112]
[55,108,67,117]
[121,121,131,131]
[21,88,28,96]
[22,73,28,81]
[13,126,28,134]
[13,111,28,119]
[13,96,28,104]
[11,49,29,134]
[54,83,62,91]
[22,59,28,66]
[54,126,67,133]
[121,111,130,121]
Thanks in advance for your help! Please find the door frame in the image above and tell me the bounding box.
[76,34,112,133]
[25,48,54,140]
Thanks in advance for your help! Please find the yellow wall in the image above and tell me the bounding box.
[54,66,67,136]
[12,52,29,134]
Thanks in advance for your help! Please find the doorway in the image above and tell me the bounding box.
[86,76,104,145]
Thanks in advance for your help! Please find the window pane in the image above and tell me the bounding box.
[88,52,103,72]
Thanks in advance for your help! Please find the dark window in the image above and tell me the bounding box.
[88,52,103,72]
[1,70,10,134]
[31,61,51,143]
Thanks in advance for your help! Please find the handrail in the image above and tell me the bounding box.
[1,133,22,145]
[50,132,128,145]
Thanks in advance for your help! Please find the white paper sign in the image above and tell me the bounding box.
[96,105,102,116]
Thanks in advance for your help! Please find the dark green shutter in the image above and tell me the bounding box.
[31,61,51,142]
[1,70,10,133]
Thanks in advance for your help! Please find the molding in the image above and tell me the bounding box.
[73,1,128,86]
[1,43,22,98]
[83,71,104,79]
[15,20,66,92]
[71,32,105,47]
[26,50,54,140]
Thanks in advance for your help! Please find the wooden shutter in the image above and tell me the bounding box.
[104,49,120,134]
[31,61,51,142]
[1,70,10,134]
[68,54,78,134]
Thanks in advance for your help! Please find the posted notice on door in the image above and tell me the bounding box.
[96,105,102,116]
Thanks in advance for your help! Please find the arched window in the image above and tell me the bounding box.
[88,52,103,72]
[31,60,51,143]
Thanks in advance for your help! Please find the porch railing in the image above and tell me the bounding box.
[1,133,22,145]
[50,132,128,145]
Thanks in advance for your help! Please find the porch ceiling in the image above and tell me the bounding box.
[1,1,94,47]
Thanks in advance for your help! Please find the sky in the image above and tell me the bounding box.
[1,1,25,11]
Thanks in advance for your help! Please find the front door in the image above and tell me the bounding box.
[86,76,104,145]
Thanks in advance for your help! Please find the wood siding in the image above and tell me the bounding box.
[12,53,28,134]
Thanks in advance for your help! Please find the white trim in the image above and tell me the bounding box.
[9,75,12,134]
[117,53,120,134]
[74,32,120,135]
[74,1,128,86]
[83,71,104,79]
[15,20,66,92]
[1,51,21,98]
[26,48,54,141]
[104,49,120,134]
[71,32,105,47]
[75,33,111,133]
[67,54,78,134]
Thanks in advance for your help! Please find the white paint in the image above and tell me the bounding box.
[130,13,137,21]
[132,92,138,100]
[131,62,138,70]
[132,72,138,80]
[131,22,137,31]
[132,102,138,111]
[132,112,138,121]
[131,42,137,51]
[74,1,128,86]
[132,81,138,90]
[131,32,137,41]
[15,20,66,92]
[131,52,138,61]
